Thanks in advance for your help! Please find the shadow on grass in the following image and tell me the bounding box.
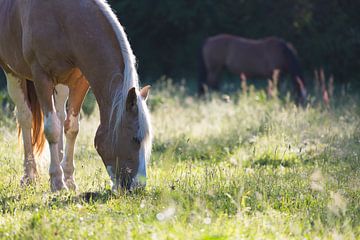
[251,156,298,168]
[53,188,148,205]
[0,188,149,214]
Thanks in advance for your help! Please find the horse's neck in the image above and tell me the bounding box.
[56,0,130,129]
[88,69,124,125]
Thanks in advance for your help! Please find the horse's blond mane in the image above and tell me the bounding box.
[95,0,152,163]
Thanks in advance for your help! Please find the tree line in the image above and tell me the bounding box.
[1,0,359,89]
[110,0,360,84]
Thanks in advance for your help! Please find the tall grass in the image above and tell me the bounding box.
[0,80,359,239]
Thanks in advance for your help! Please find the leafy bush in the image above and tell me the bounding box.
[81,90,97,118]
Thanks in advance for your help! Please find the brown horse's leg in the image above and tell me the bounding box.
[207,68,221,91]
[61,77,89,190]
[6,73,38,184]
[32,68,67,191]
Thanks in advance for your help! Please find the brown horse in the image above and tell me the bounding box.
[0,0,152,191]
[199,34,307,103]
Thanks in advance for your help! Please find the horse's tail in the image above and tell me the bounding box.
[286,42,298,57]
[22,80,46,155]
[283,43,302,79]
[283,43,307,103]
[198,40,207,95]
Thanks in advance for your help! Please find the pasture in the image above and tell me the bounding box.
[0,80,359,239]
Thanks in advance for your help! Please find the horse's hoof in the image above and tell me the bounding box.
[64,177,77,191]
[130,176,146,192]
[20,175,36,186]
[50,176,68,192]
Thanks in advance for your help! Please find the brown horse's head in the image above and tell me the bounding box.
[95,86,152,191]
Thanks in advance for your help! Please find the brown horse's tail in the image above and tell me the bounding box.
[18,80,46,155]
[198,40,207,95]
[283,43,307,104]
[284,43,303,79]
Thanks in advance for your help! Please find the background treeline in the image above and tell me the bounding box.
[1,0,359,89]
[109,0,360,84]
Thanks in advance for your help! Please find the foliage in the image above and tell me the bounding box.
[81,90,97,118]
[1,1,359,88]
[109,0,360,83]
[0,81,359,239]
[0,90,14,126]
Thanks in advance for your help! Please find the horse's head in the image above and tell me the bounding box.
[95,86,152,191]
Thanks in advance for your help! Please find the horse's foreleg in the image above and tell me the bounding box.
[207,68,221,91]
[6,73,37,185]
[32,69,66,192]
[54,84,69,164]
[61,78,89,191]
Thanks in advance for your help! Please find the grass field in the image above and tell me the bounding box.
[0,80,359,239]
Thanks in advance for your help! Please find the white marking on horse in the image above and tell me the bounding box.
[44,111,67,191]
[54,84,69,123]
[130,144,147,190]
[6,73,37,182]
[44,112,61,143]
[66,113,79,134]
[54,84,69,162]
[60,112,79,190]
[106,166,116,190]
[6,74,32,128]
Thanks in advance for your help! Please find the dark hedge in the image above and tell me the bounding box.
[1,0,359,88]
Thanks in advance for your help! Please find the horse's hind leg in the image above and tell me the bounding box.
[61,77,89,190]
[6,73,37,185]
[54,84,69,165]
[207,67,222,91]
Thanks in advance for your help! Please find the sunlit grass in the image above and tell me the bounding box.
[0,81,359,239]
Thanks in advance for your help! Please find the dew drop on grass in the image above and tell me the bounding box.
[204,217,211,225]
[156,207,176,221]
[140,200,146,209]
[156,213,165,221]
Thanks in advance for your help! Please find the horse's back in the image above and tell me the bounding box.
[202,34,232,69]
[0,0,71,78]
[220,35,275,76]
[203,34,293,77]
[0,0,122,81]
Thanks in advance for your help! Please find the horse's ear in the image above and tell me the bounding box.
[126,87,138,112]
[140,85,151,101]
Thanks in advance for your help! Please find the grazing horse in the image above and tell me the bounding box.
[199,34,307,103]
[0,0,152,191]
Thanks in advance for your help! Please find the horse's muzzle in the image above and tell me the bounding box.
[106,165,146,192]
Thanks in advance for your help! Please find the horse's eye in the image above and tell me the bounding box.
[132,137,141,145]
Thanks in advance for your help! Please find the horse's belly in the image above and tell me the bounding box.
[227,61,268,77]
[0,52,32,79]
[0,36,32,79]
[226,53,272,78]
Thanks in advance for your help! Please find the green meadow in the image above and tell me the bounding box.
[0,80,359,239]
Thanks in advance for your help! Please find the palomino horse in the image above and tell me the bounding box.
[199,34,307,103]
[0,0,152,191]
